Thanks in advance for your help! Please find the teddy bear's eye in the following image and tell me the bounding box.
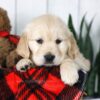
[36,39,43,44]
[56,39,62,44]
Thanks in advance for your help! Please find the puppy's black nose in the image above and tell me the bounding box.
[44,53,55,63]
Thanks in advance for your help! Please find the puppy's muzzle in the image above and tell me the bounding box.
[44,53,55,63]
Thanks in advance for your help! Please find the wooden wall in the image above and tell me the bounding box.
[0,0,100,54]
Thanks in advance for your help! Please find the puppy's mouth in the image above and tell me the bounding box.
[43,61,60,67]
[42,61,53,66]
[34,61,59,67]
[43,64,59,68]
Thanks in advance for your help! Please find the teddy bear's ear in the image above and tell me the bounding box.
[16,33,30,58]
[0,7,7,15]
[0,7,11,32]
[0,8,6,26]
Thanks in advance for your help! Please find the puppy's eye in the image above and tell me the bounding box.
[36,39,43,44]
[56,39,62,44]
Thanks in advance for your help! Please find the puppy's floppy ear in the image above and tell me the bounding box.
[67,35,79,59]
[16,33,30,58]
[67,34,90,71]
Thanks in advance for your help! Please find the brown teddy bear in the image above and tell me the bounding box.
[0,7,21,68]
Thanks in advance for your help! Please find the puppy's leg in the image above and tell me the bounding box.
[60,59,79,86]
[16,59,33,72]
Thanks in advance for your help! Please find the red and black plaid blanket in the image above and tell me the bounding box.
[0,32,86,100]
[0,67,85,100]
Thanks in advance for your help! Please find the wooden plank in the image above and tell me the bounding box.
[17,0,47,35]
[0,0,16,34]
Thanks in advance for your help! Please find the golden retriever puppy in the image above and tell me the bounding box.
[16,15,90,86]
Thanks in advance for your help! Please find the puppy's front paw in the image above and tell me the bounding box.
[60,60,79,86]
[16,59,32,72]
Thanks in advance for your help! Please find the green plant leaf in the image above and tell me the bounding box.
[95,49,100,95]
[85,17,94,37]
[86,67,97,96]
[68,14,78,41]
[83,19,94,63]
[84,36,94,63]
[98,76,100,96]
[78,14,86,53]
[95,49,100,67]
[80,14,86,36]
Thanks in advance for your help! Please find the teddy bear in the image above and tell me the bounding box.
[0,7,21,68]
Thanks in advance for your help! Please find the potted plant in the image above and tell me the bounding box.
[68,14,100,99]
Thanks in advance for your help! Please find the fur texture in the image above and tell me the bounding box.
[16,15,90,85]
[0,8,11,32]
[0,7,19,68]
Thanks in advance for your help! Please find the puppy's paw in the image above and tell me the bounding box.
[60,60,79,86]
[16,59,32,72]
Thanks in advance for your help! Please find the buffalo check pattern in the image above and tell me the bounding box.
[0,67,85,100]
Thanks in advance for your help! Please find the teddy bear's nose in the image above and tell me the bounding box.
[44,53,55,63]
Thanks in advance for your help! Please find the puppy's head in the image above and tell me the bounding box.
[17,15,78,67]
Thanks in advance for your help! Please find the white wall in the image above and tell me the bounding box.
[0,0,100,54]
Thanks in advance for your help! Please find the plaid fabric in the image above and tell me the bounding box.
[0,33,85,100]
[0,67,85,100]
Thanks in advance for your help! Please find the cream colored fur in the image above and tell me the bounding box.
[16,15,90,86]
